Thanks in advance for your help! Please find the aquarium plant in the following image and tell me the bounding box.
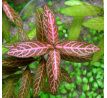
[2,0,103,98]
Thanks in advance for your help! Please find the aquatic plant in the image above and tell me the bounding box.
[2,0,102,98]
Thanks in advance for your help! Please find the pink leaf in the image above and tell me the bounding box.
[7,41,49,58]
[61,53,91,62]
[43,5,59,44]
[34,58,46,96]
[46,50,60,94]
[35,9,47,42]
[56,41,100,57]
[2,0,15,22]
[18,69,31,98]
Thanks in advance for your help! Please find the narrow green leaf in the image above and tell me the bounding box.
[68,17,83,40]
[2,13,11,42]
[83,17,104,31]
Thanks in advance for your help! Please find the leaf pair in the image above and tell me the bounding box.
[33,57,72,96]
[7,40,99,59]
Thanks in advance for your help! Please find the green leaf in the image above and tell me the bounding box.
[59,3,102,16]
[87,72,92,78]
[76,76,82,84]
[60,88,67,94]
[96,95,102,98]
[97,80,103,88]
[96,73,102,79]
[93,92,97,97]
[83,77,88,83]
[2,13,11,42]
[92,62,101,67]
[50,94,56,98]
[93,82,98,89]
[70,83,76,89]
[83,17,104,31]
[40,92,49,98]
[64,83,72,90]
[73,92,78,97]
[97,80,102,86]
[29,62,38,69]
[80,92,86,98]
[82,70,87,75]
[83,84,89,91]
[2,45,9,54]
[89,77,94,83]
[65,0,83,6]
[68,93,72,98]
[56,95,62,98]
[87,92,93,98]
[48,1,53,6]
[28,27,36,40]
[92,68,97,74]
[68,17,83,40]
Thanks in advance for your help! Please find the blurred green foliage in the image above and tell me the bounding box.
[59,0,103,40]
[60,2,102,16]
[2,0,104,98]
[83,17,104,31]
[2,13,11,42]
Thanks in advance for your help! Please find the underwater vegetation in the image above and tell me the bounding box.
[2,0,104,98]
